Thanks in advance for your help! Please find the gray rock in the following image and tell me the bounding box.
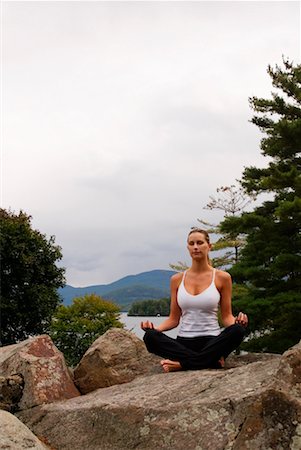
[0,410,48,449]
[74,328,161,393]
[225,351,280,368]
[16,341,301,450]
[274,339,301,398]
[0,335,80,410]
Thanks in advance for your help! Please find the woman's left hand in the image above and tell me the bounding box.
[235,312,248,327]
[141,320,155,331]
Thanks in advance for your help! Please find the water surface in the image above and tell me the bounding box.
[119,312,178,340]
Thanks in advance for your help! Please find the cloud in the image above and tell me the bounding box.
[3,1,300,285]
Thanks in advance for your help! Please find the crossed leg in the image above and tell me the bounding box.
[143,324,245,372]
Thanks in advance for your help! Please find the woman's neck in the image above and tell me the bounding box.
[189,260,212,273]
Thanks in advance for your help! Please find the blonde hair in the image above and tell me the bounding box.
[187,228,210,244]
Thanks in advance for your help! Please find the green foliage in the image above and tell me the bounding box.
[0,209,65,345]
[231,283,250,302]
[232,292,301,354]
[128,298,170,316]
[49,294,123,366]
[221,59,301,352]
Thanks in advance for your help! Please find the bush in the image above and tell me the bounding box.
[49,294,123,366]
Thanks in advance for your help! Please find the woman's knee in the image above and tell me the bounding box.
[225,323,246,340]
[231,323,247,341]
[143,328,161,349]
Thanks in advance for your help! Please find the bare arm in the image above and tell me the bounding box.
[218,271,236,327]
[141,273,182,332]
[218,271,248,328]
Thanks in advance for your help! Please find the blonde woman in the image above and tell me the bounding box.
[141,228,248,372]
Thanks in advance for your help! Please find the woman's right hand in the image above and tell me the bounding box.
[140,320,155,330]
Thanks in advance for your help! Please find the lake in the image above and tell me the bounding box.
[119,312,178,340]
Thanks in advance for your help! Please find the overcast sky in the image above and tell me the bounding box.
[2,1,300,286]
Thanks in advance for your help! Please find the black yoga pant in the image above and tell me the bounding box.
[143,324,246,370]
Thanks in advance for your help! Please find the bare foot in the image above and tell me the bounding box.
[160,359,182,373]
[218,357,225,368]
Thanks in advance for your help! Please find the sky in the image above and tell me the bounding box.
[2,1,300,287]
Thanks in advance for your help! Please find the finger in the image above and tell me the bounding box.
[141,321,154,330]
[236,313,248,326]
[240,313,248,326]
[238,312,246,322]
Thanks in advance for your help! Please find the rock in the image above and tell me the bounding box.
[274,340,301,397]
[17,345,300,450]
[0,409,48,449]
[232,388,301,450]
[0,374,24,412]
[224,351,280,368]
[0,335,80,410]
[74,328,161,393]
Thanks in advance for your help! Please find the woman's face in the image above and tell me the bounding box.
[187,232,211,259]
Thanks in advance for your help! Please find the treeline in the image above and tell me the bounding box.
[128,298,170,316]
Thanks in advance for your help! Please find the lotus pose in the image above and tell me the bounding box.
[141,228,248,372]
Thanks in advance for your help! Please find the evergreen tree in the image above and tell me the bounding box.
[221,59,301,352]
[128,297,170,316]
[200,185,254,267]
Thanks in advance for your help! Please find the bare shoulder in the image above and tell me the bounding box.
[215,269,232,287]
[171,271,184,288]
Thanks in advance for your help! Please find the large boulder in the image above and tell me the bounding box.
[74,328,161,393]
[17,342,301,450]
[274,340,301,397]
[0,409,48,449]
[0,335,80,410]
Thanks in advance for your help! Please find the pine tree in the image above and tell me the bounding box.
[200,185,254,267]
[221,59,301,353]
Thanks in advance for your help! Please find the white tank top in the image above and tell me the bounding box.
[177,269,221,337]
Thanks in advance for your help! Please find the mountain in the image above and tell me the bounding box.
[58,269,176,310]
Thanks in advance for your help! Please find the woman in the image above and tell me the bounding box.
[141,228,248,372]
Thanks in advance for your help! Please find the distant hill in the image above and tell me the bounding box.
[58,269,176,310]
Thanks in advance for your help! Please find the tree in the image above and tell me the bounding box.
[200,185,255,267]
[0,209,65,345]
[49,294,123,366]
[170,185,254,271]
[128,297,170,316]
[220,59,301,353]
